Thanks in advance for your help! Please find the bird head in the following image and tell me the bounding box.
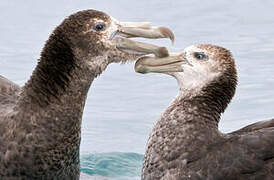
[135,44,237,111]
[52,9,174,74]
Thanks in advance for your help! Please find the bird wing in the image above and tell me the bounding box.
[195,129,274,179]
[229,118,274,135]
[232,128,274,179]
[227,118,274,177]
[0,75,21,105]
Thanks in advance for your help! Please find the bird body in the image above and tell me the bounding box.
[0,9,174,179]
[136,44,274,180]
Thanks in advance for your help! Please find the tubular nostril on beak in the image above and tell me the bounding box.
[115,21,175,45]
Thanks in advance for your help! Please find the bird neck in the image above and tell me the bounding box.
[172,90,221,130]
[173,72,236,128]
[13,28,103,163]
[160,91,221,142]
[19,26,101,109]
[156,78,235,145]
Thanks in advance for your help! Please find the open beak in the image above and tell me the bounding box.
[135,52,190,74]
[112,20,174,58]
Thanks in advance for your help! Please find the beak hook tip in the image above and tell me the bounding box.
[159,27,175,45]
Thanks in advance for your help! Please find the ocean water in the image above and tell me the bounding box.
[0,0,274,179]
[80,152,142,179]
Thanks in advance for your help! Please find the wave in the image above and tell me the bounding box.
[80,152,143,180]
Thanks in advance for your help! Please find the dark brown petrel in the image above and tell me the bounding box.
[0,9,174,179]
[135,44,274,180]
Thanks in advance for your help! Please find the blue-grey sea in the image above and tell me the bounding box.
[1,0,274,179]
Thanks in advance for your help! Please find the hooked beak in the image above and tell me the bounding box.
[135,52,191,74]
[111,20,174,58]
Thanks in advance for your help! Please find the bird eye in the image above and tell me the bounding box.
[194,52,208,60]
[93,23,106,32]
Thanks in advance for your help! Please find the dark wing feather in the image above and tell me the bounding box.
[239,127,274,162]
[197,129,274,179]
[224,119,274,178]
[230,118,274,135]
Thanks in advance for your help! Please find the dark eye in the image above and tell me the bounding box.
[194,52,208,60]
[93,23,106,32]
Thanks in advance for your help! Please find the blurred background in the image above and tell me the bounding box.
[0,0,274,179]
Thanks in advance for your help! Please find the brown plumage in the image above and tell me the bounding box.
[0,9,174,179]
[0,75,20,105]
[136,44,274,180]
